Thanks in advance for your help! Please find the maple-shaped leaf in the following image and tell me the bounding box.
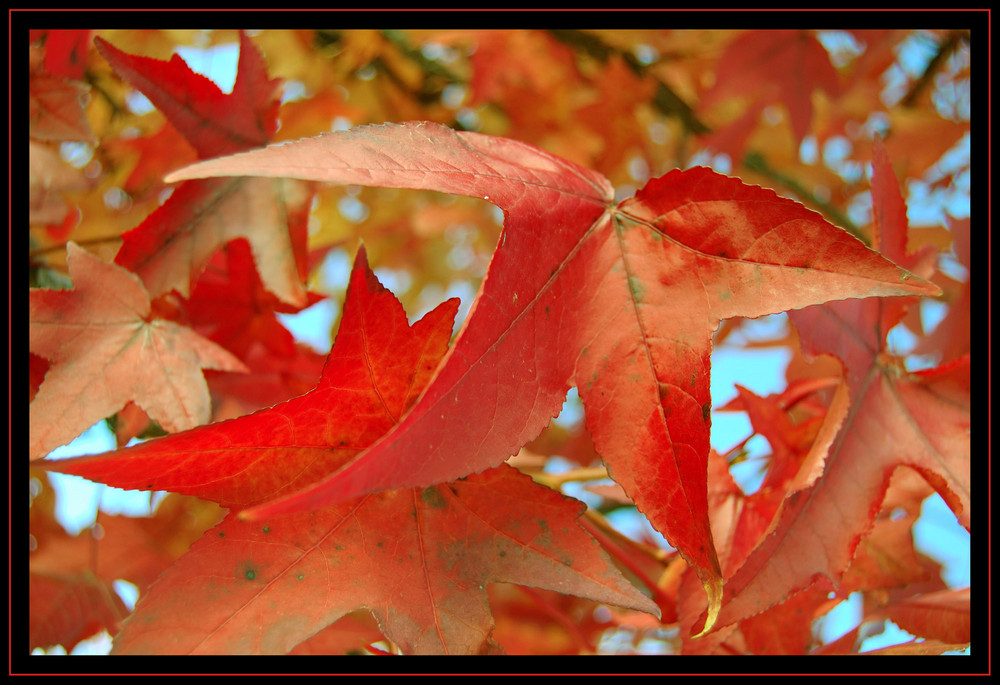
[94,33,279,159]
[96,33,311,307]
[29,242,246,460]
[43,245,451,507]
[164,121,938,631]
[47,248,657,654]
[698,137,969,633]
[108,465,657,655]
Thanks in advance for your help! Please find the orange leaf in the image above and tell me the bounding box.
[165,121,939,632]
[50,248,657,654]
[700,140,969,634]
[29,243,246,460]
[96,33,311,306]
[878,587,971,644]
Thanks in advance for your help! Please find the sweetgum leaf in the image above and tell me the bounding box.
[164,121,940,631]
[697,137,968,634]
[49,247,657,654]
[96,34,309,307]
[29,243,246,460]
[44,247,456,508]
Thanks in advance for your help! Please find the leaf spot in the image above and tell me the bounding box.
[237,560,263,583]
[420,486,448,510]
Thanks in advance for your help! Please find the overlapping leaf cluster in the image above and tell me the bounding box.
[27,27,972,656]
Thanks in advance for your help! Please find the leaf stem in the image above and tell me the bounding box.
[529,465,610,490]
[901,30,970,108]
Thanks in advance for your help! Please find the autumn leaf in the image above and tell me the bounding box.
[94,33,279,159]
[699,29,840,149]
[47,247,657,654]
[875,587,971,645]
[182,227,329,414]
[163,121,940,631]
[185,236,324,362]
[34,30,92,80]
[44,245,452,507]
[697,137,969,634]
[29,242,247,461]
[709,380,849,577]
[22,27,976,659]
[108,464,659,655]
[29,485,223,653]
[95,33,311,307]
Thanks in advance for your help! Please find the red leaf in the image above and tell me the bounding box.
[29,243,247,460]
[711,381,849,577]
[877,587,971,644]
[114,175,311,306]
[107,464,657,655]
[94,34,279,158]
[700,30,840,147]
[49,248,656,654]
[29,570,127,652]
[40,30,92,80]
[697,139,969,634]
[186,238,324,361]
[45,246,453,507]
[97,34,310,306]
[165,121,939,630]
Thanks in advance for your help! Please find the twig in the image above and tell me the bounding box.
[901,30,970,109]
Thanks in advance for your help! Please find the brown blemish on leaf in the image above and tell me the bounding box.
[420,486,448,510]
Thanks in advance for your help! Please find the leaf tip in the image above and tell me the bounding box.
[902,268,943,297]
[691,575,724,639]
[163,165,196,184]
[353,242,369,269]
[235,507,261,522]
